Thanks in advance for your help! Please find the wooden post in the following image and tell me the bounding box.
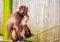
[4,0,12,40]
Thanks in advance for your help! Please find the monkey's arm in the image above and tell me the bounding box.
[21,15,29,26]
[7,19,13,34]
[24,15,29,22]
[13,22,19,32]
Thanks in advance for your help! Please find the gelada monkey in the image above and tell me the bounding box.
[7,5,32,41]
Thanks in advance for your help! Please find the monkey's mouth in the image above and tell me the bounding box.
[20,12,24,15]
[20,11,25,15]
[20,13,24,17]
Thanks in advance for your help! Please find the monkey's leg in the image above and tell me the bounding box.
[16,28,24,41]
[25,25,33,38]
[20,27,25,39]
[10,29,18,41]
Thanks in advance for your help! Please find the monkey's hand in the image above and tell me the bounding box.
[13,25,19,33]
[21,21,26,26]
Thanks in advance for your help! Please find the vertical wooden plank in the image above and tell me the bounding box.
[4,0,12,40]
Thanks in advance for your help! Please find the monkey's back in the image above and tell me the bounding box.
[7,11,22,30]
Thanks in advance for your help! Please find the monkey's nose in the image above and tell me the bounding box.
[20,9,24,13]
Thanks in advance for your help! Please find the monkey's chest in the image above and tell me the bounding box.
[20,20,26,26]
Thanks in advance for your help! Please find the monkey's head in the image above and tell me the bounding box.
[19,5,28,16]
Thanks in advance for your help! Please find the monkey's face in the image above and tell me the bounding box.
[20,7,25,15]
[19,6,28,16]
